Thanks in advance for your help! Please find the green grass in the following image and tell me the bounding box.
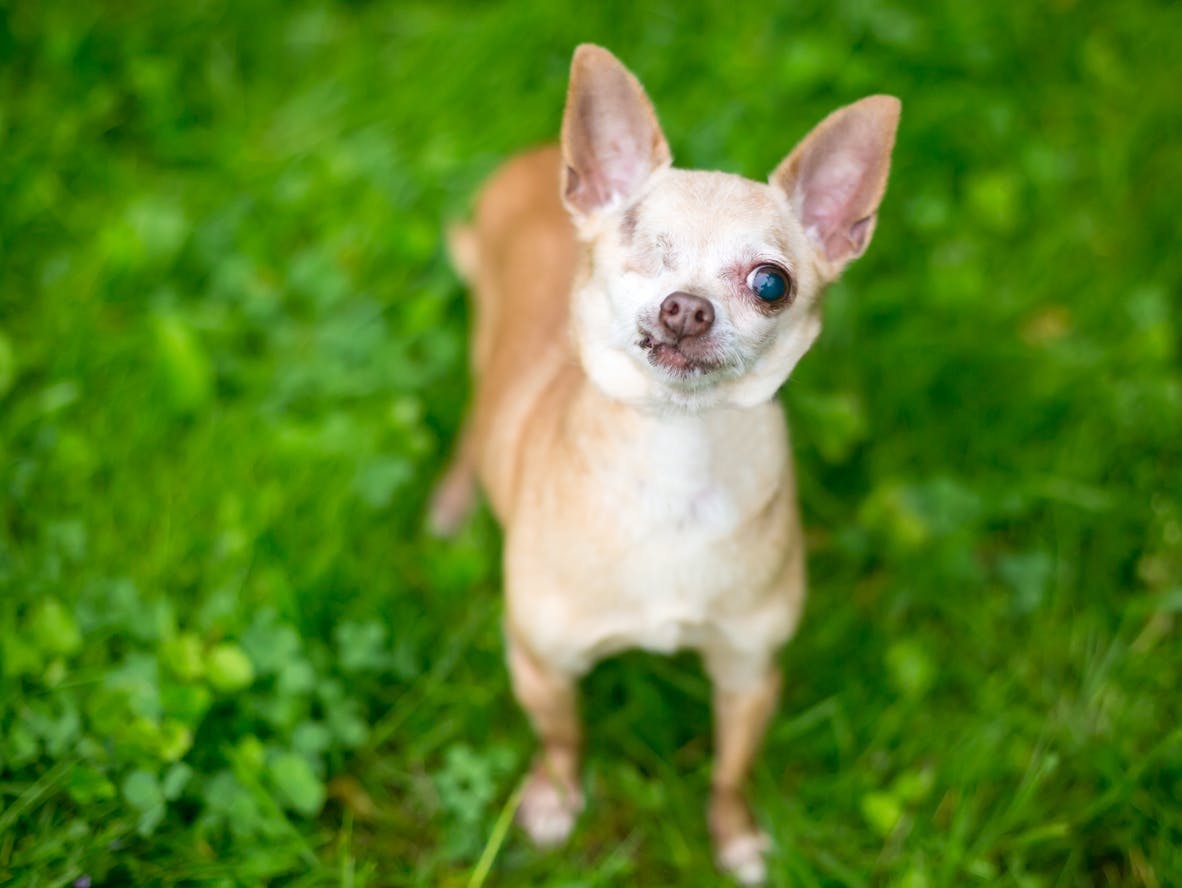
[2,1,1180,885]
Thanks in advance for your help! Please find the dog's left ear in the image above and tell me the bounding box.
[771,96,900,280]
[561,44,672,226]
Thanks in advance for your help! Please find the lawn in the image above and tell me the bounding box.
[1,1,1180,885]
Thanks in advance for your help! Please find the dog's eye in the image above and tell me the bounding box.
[747,265,790,303]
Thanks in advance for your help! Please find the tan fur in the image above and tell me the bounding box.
[433,45,899,883]
[429,147,577,535]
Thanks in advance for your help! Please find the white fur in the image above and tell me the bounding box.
[457,55,899,886]
[572,169,825,414]
[507,397,800,688]
[508,169,820,687]
[717,831,772,885]
[518,772,584,847]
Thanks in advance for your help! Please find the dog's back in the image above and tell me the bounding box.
[431,146,577,532]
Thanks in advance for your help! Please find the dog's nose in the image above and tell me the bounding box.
[659,291,714,340]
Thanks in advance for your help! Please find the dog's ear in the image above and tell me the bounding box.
[771,96,900,279]
[561,44,671,225]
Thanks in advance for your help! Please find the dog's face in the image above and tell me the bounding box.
[562,46,899,411]
[572,168,828,411]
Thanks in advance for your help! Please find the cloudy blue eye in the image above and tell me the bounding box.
[747,265,790,303]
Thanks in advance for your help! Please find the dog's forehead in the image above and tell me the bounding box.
[631,169,786,244]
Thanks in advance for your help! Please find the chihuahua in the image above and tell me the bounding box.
[431,44,899,884]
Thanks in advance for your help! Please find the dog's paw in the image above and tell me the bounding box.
[516,771,584,847]
[716,830,771,886]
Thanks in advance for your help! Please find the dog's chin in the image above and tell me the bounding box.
[635,342,744,413]
[576,336,748,412]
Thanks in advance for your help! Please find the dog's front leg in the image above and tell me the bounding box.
[507,637,584,846]
[707,660,782,885]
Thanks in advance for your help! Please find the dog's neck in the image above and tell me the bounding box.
[563,367,789,508]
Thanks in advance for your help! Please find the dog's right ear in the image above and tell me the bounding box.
[561,45,671,226]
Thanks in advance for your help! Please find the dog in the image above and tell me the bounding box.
[430,44,899,884]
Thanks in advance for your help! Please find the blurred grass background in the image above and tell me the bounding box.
[1,0,1180,885]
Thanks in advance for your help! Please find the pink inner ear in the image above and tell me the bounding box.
[561,47,670,217]
[567,114,660,213]
[845,215,873,254]
[774,95,899,268]
[565,164,608,212]
[602,142,649,199]
[798,151,877,256]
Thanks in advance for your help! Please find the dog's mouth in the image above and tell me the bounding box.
[637,331,724,378]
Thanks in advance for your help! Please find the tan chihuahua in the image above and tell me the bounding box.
[431,44,899,884]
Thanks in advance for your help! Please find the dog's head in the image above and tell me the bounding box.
[561,45,900,412]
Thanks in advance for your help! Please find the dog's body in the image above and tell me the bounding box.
[444,145,804,679]
[433,46,899,884]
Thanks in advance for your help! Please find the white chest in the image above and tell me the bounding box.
[511,401,793,672]
[621,423,746,538]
